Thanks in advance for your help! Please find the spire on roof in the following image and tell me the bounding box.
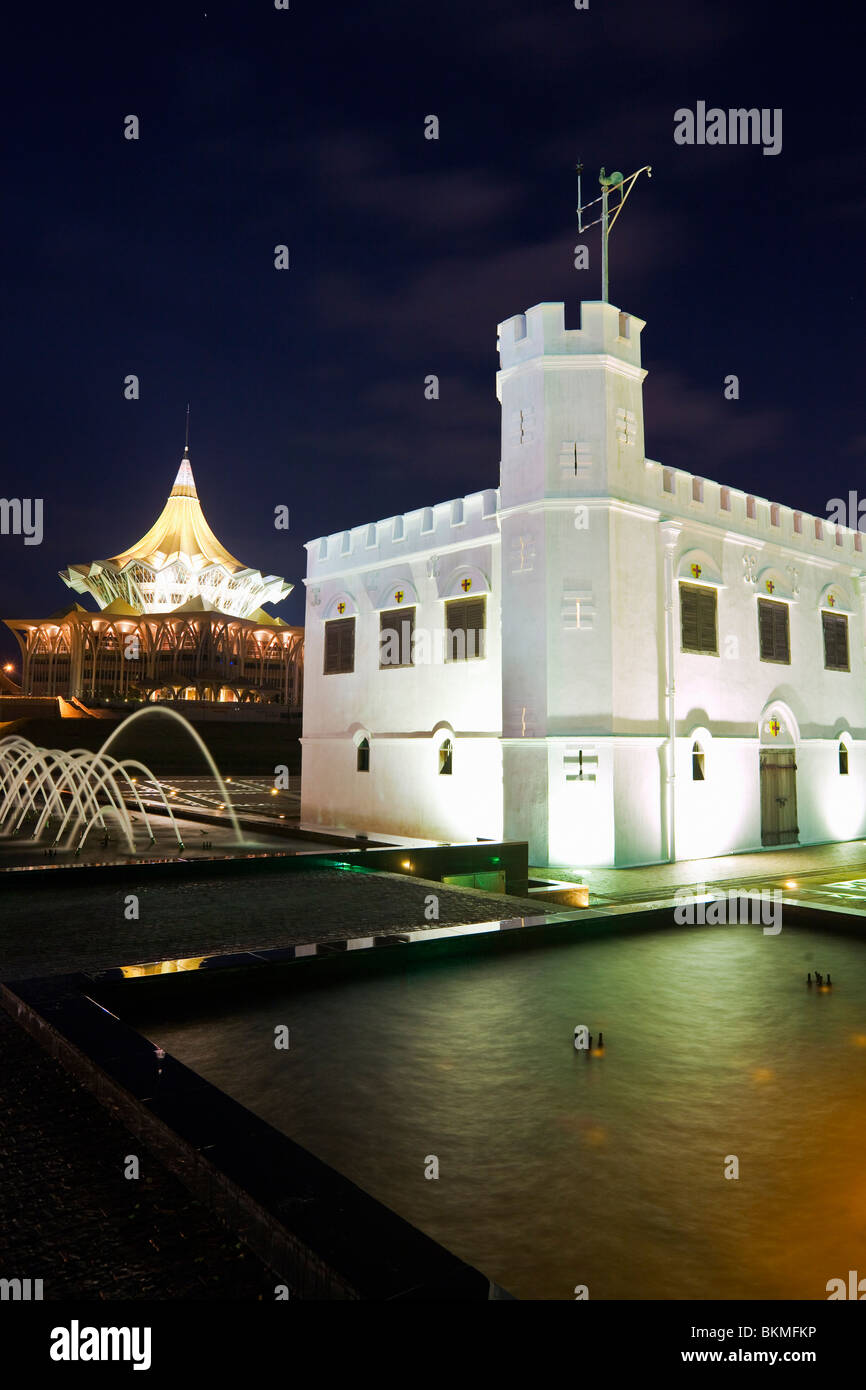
[170,457,198,499]
[58,420,292,619]
[171,408,197,497]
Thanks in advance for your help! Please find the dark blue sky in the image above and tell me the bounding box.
[2,0,864,666]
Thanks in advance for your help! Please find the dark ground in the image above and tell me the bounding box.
[0,1008,279,1299]
[0,866,551,983]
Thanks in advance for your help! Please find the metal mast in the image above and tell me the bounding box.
[576,161,652,302]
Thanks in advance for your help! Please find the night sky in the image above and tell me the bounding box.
[2,0,864,669]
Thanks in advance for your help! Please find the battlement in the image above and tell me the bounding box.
[646,459,866,568]
[304,487,500,577]
[497,300,645,375]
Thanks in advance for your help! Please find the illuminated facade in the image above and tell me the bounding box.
[302,298,866,866]
[6,448,303,707]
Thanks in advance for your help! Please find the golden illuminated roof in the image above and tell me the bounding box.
[109,455,247,575]
[60,446,292,620]
[99,598,140,616]
[248,606,290,627]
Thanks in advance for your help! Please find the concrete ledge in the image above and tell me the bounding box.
[0,836,531,896]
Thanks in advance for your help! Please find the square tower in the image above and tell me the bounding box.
[496,300,647,508]
[497,300,655,865]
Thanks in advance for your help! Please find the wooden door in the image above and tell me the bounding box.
[760,749,798,847]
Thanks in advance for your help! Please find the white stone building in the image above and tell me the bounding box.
[301,298,866,867]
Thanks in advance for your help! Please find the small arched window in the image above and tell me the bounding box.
[357,738,370,772]
[839,741,849,776]
[692,741,705,781]
[439,738,453,775]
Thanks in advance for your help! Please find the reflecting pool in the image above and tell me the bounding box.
[131,924,866,1299]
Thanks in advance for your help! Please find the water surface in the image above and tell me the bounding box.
[133,924,866,1299]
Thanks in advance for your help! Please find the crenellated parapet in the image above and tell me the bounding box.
[305,487,500,579]
[496,300,645,379]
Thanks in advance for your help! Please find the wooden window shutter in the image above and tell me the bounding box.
[771,602,789,662]
[465,597,485,637]
[379,607,415,667]
[758,599,790,664]
[445,596,486,660]
[823,612,849,671]
[680,583,717,654]
[680,586,700,650]
[324,616,355,674]
[696,587,717,652]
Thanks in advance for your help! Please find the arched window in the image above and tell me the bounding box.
[439,738,453,775]
[357,738,370,772]
[839,741,849,776]
[692,741,705,781]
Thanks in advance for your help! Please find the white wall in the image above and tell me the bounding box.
[302,295,866,868]
[303,734,503,841]
[301,489,504,842]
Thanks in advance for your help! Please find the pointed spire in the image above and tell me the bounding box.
[170,405,198,497]
[171,457,198,499]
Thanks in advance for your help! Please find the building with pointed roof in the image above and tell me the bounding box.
[60,448,291,619]
[5,442,303,708]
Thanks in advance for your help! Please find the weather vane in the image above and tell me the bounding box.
[576,161,652,303]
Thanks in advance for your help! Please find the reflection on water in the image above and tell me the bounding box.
[133,925,866,1299]
[120,958,208,977]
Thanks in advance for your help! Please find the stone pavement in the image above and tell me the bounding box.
[538,838,866,908]
[132,773,301,824]
[0,1008,278,1299]
[0,867,556,984]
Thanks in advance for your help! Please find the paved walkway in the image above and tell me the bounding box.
[133,773,301,823]
[0,867,555,984]
[538,838,866,909]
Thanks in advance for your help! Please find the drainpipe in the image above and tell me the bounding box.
[660,522,682,862]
